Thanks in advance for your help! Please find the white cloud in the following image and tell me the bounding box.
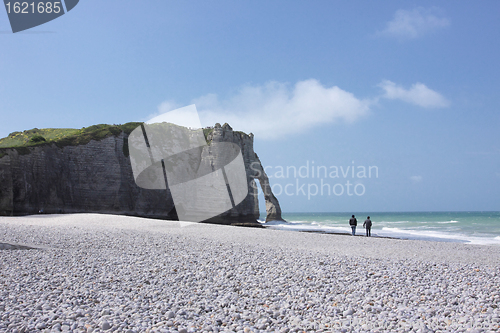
[378,80,450,108]
[144,100,181,122]
[153,79,450,140]
[146,104,201,128]
[410,175,423,183]
[192,79,371,140]
[379,7,450,39]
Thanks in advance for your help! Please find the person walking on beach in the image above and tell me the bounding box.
[349,215,357,236]
[363,216,372,237]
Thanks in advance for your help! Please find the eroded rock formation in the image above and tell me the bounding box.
[205,123,284,223]
[0,123,283,226]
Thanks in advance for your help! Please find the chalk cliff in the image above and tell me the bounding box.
[0,123,283,225]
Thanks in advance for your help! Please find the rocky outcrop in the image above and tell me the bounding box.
[0,123,283,226]
[205,123,284,223]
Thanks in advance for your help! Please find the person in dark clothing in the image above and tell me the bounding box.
[349,215,357,236]
[363,216,372,237]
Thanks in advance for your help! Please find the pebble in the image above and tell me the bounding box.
[101,321,111,330]
[343,308,354,316]
[0,217,499,332]
[35,322,46,329]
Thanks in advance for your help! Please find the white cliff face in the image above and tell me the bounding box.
[0,133,176,219]
[206,123,284,223]
[0,123,283,225]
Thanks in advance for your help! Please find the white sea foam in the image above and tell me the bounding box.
[265,214,500,245]
[381,227,500,245]
[376,221,412,224]
[265,220,350,234]
[267,222,500,245]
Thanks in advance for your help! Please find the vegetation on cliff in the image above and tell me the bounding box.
[0,122,246,157]
[0,123,143,153]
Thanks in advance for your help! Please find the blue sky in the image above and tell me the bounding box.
[1,1,499,212]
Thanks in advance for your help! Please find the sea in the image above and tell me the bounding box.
[260,212,500,245]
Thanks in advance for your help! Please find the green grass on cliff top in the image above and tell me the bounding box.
[0,122,240,158]
[0,123,231,151]
[0,123,143,149]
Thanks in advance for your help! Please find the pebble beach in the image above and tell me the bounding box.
[1,214,499,333]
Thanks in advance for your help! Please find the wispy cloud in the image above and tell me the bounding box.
[145,100,181,122]
[378,7,450,39]
[192,79,371,140]
[410,175,423,183]
[378,80,450,108]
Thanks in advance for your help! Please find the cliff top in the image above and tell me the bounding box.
[0,122,244,154]
[0,123,143,149]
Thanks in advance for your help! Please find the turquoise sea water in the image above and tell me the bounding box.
[261,212,500,245]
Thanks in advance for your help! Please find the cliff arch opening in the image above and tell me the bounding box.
[251,169,284,222]
[251,178,266,222]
